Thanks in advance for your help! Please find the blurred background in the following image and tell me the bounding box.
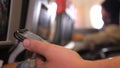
[0,0,119,66]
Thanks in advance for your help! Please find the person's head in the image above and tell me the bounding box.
[101,0,120,26]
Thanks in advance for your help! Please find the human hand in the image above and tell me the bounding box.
[23,39,86,68]
[3,39,120,68]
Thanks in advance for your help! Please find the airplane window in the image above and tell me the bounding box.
[90,4,104,29]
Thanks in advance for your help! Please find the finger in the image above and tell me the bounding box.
[23,39,52,57]
[36,57,45,68]
[22,39,81,61]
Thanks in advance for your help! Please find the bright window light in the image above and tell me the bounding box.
[90,5,104,29]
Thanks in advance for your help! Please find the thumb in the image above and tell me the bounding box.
[23,39,52,58]
[23,39,81,61]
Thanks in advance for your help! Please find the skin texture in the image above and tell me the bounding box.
[23,39,87,68]
[2,39,120,68]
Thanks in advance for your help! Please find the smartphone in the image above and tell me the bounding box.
[14,29,47,61]
[14,29,45,42]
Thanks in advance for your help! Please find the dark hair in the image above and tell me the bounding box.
[102,0,120,24]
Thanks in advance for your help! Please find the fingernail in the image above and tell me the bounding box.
[23,39,30,47]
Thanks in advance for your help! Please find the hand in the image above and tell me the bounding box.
[23,39,86,68]
[3,39,120,68]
